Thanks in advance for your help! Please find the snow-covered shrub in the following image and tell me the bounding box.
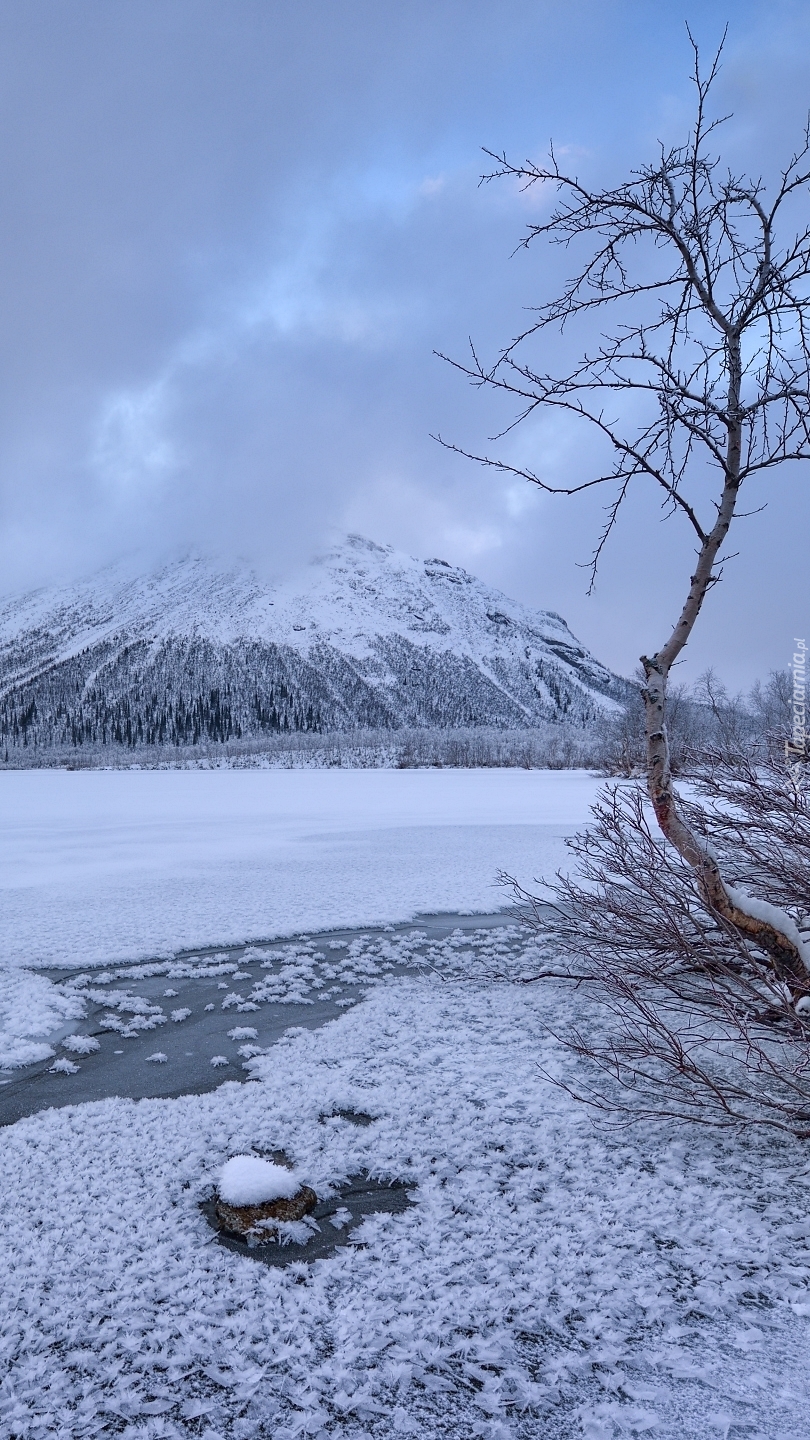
[510,756,810,1135]
[592,670,793,777]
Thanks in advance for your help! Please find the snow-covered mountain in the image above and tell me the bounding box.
[0,535,630,752]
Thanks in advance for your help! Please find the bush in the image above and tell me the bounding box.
[509,752,810,1136]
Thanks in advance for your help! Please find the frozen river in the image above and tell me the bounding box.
[0,912,524,1124]
[1,766,603,1073]
[3,767,808,1439]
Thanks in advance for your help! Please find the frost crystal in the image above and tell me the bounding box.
[62,1034,100,1055]
[49,1056,79,1075]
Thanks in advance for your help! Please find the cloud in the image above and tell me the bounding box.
[0,0,806,686]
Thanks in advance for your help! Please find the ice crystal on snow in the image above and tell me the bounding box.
[61,1034,100,1055]
[48,1056,79,1074]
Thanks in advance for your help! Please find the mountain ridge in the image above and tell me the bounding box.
[0,536,631,753]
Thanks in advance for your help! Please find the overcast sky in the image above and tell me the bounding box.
[0,0,808,687]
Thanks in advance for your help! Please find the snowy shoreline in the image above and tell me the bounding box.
[3,970,809,1438]
[0,914,518,1110]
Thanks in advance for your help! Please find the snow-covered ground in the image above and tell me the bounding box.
[2,956,809,1439]
[3,767,809,1438]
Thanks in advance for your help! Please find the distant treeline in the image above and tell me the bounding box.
[0,724,606,771]
[601,668,793,773]
[0,632,627,756]
[0,671,793,771]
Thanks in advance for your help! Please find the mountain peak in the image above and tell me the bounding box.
[0,538,629,753]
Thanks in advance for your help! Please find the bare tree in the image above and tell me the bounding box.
[441,34,810,996]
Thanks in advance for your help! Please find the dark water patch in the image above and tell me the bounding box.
[200,1171,415,1268]
[1,913,524,1127]
[0,986,367,1125]
[320,1108,375,1126]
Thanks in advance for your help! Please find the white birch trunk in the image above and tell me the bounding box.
[641,338,809,993]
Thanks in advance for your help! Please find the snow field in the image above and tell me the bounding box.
[0,767,600,968]
[2,973,810,1439]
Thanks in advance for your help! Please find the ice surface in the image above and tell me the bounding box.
[0,768,598,966]
[0,768,601,1067]
[218,1154,300,1206]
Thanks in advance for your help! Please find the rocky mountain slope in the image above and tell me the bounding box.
[0,536,630,753]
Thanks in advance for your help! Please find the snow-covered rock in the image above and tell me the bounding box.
[0,535,630,752]
[218,1155,299,1206]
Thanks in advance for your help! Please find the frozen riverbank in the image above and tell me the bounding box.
[2,767,809,1437]
[1,767,602,1070]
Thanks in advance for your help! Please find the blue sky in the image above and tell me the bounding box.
[0,0,808,686]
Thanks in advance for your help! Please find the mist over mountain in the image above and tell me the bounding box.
[0,535,631,756]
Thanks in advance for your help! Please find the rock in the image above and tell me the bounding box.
[215,1185,318,1240]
